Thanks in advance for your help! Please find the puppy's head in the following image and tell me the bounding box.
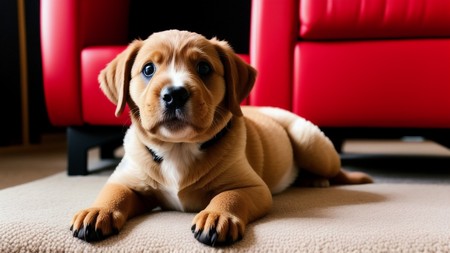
[99,30,256,143]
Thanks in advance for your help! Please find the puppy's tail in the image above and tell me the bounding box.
[330,169,374,185]
[295,169,373,187]
[257,107,341,178]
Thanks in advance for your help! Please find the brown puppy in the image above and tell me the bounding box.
[70,30,372,246]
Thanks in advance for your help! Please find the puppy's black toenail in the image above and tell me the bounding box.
[194,229,203,239]
[95,229,104,241]
[226,235,233,244]
[191,224,196,233]
[84,225,96,242]
[84,225,106,242]
[195,228,220,247]
[210,232,218,246]
[70,225,73,231]
[206,229,218,247]
[209,228,216,237]
[77,227,86,240]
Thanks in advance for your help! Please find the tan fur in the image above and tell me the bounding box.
[70,30,372,246]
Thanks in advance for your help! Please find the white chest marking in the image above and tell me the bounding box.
[155,143,202,211]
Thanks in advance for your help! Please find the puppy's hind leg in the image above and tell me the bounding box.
[282,118,373,184]
[288,117,342,178]
[258,107,341,178]
[257,107,373,185]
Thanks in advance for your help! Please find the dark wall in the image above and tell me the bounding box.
[0,1,22,146]
[26,0,50,142]
[0,0,51,146]
[128,0,251,54]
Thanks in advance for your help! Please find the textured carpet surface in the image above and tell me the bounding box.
[1,173,449,252]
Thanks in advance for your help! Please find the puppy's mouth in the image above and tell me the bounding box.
[161,113,190,131]
[144,86,212,140]
[155,107,196,132]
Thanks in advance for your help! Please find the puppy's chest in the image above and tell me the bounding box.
[153,144,208,211]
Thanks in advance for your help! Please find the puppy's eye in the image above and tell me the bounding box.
[142,63,156,78]
[197,62,212,76]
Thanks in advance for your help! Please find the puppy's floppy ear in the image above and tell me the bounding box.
[99,40,142,117]
[211,38,257,116]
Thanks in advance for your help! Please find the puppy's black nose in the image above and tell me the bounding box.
[162,86,190,110]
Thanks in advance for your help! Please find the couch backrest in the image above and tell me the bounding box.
[300,0,450,40]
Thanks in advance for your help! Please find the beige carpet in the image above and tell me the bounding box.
[1,172,449,252]
[0,135,67,190]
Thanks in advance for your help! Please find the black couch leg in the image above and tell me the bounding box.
[67,126,126,176]
[100,138,123,159]
[330,138,344,154]
[321,128,345,153]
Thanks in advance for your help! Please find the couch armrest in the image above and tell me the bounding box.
[40,0,130,126]
[250,0,298,110]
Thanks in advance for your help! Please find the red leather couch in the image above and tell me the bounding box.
[250,0,450,151]
[40,0,250,175]
[41,0,133,175]
[42,0,450,175]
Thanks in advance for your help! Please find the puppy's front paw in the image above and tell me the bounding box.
[70,207,125,242]
[191,210,245,247]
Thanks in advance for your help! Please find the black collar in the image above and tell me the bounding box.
[147,147,163,163]
[146,120,232,163]
[199,120,232,150]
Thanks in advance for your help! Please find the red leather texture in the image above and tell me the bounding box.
[293,39,450,128]
[40,0,130,126]
[43,0,450,130]
[300,0,450,40]
[250,0,450,128]
[81,46,130,126]
[79,0,130,47]
[250,0,298,110]
[41,0,83,125]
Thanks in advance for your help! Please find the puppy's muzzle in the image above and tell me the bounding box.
[162,86,190,110]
